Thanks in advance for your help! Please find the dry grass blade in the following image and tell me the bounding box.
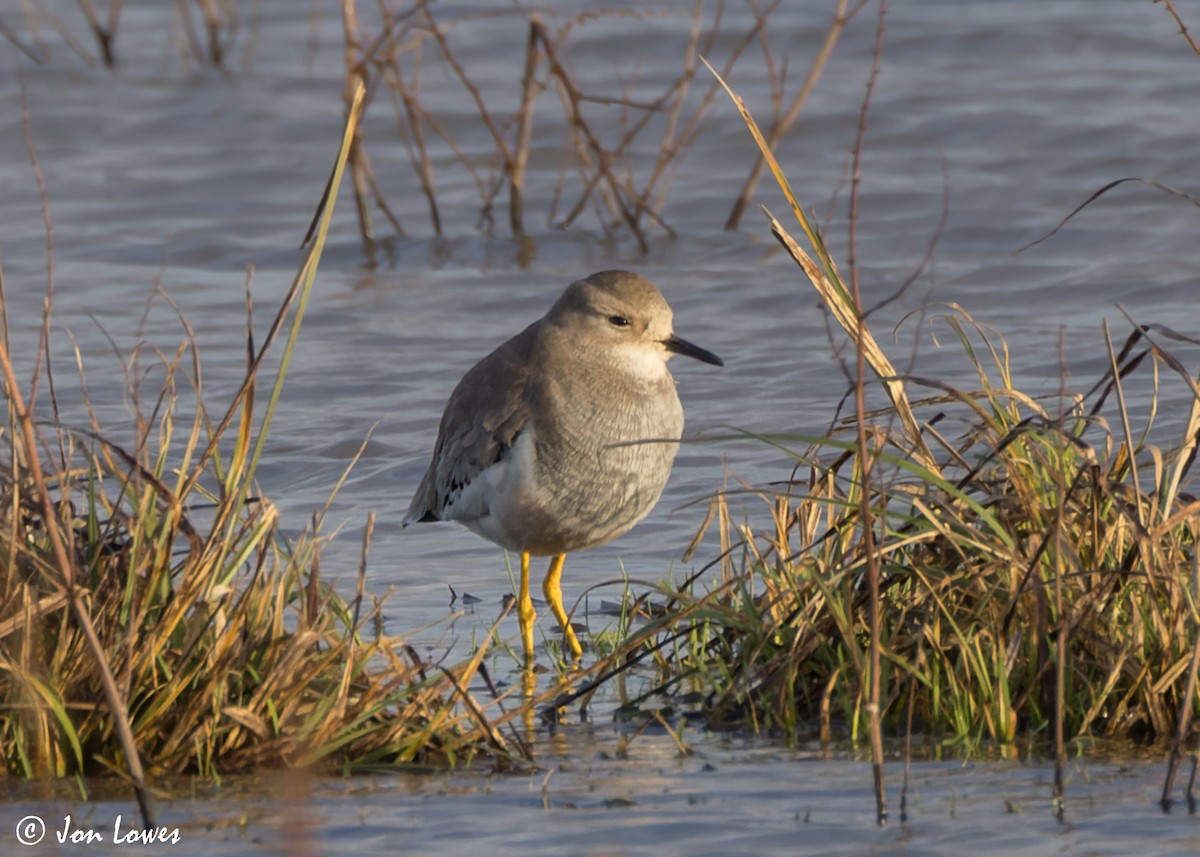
[702,56,937,477]
[1018,177,1200,252]
[764,208,938,475]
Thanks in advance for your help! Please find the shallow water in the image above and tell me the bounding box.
[3,0,1200,852]
[3,733,1200,856]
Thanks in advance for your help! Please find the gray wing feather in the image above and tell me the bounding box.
[403,321,539,525]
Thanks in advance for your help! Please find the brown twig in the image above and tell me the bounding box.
[583,1,779,235]
[195,0,233,66]
[419,3,513,165]
[0,15,45,63]
[414,2,530,236]
[1158,0,1200,59]
[1051,329,1069,826]
[725,0,860,230]
[847,0,888,827]
[509,18,543,236]
[340,0,376,245]
[534,21,648,251]
[174,0,205,67]
[306,512,321,628]
[335,4,801,241]
[77,0,120,66]
[384,51,434,235]
[629,0,707,223]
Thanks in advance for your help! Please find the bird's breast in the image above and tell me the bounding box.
[511,377,683,554]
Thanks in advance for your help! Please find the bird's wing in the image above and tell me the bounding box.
[403,321,539,525]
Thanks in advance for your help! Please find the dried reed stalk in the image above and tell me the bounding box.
[77,0,119,66]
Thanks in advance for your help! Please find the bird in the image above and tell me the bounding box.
[403,270,723,663]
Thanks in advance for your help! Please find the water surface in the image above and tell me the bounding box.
[2,1,1199,852]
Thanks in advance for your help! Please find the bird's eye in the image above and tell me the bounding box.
[608,315,630,328]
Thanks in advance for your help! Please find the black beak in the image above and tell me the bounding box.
[663,334,723,367]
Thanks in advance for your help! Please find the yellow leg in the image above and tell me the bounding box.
[542,554,583,660]
[518,551,536,663]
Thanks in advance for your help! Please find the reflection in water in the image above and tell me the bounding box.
[522,669,538,742]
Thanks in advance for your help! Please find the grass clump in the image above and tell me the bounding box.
[564,71,1200,761]
[0,261,517,788]
[0,86,518,805]
[623,311,1200,748]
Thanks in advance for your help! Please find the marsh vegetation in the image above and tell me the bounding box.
[3,0,1200,833]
